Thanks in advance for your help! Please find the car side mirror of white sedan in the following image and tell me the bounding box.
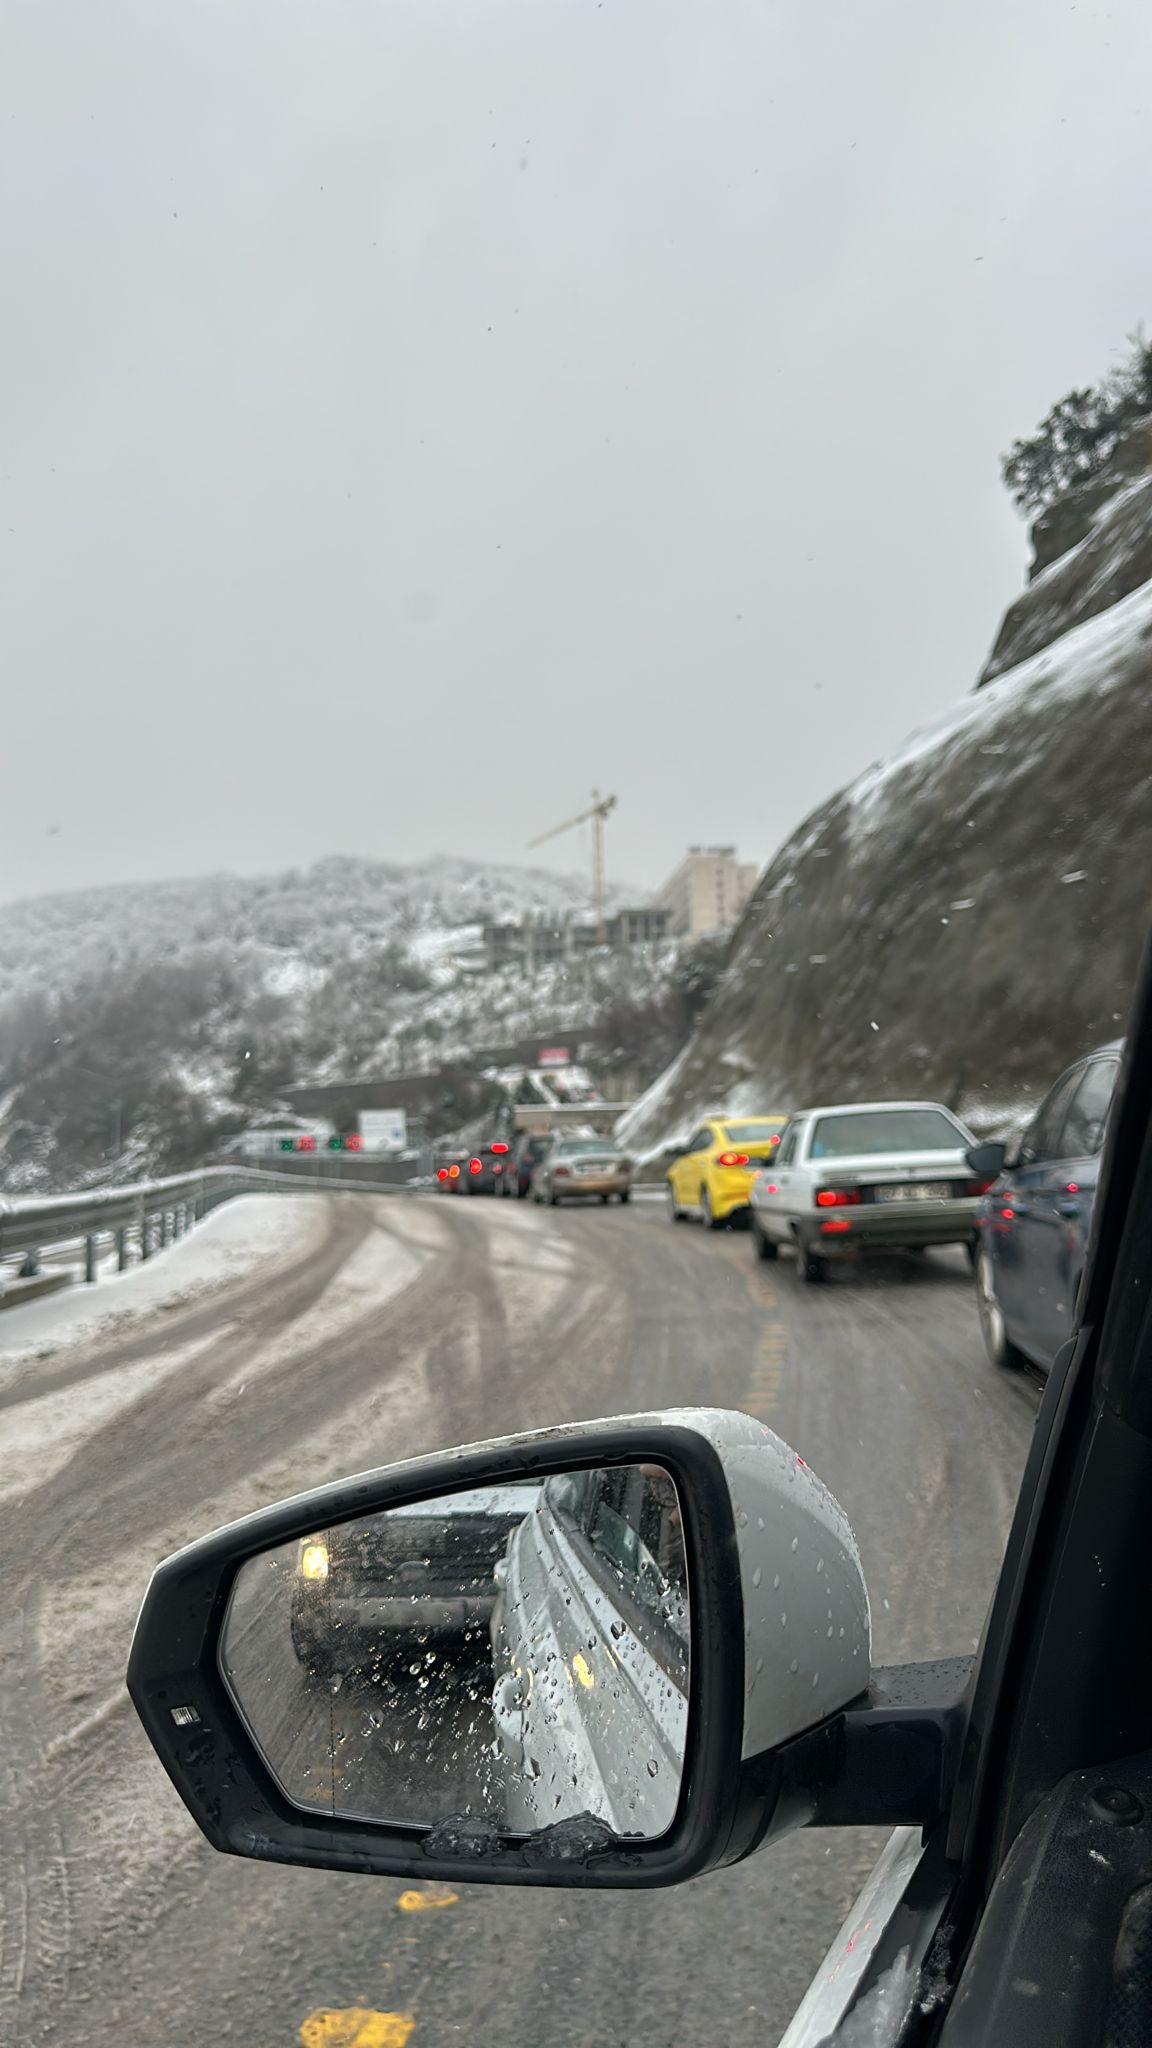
[128,1408,970,1890]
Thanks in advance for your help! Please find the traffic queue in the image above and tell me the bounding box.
[435,1037,1122,1385]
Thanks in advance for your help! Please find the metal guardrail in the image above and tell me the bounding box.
[0,1164,410,1288]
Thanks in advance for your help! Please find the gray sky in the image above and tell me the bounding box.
[2,0,1150,908]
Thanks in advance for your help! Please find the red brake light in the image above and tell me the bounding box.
[821,1218,853,1234]
[553,1164,571,1177]
[469,1158,483,1174]
[491,1142,509,1155]
[1066,1182,1080,1195]
[717,1151,750,1167]
[815,1188,861,1208]
[437,1168,449,1181]
[448,1164,460,1179]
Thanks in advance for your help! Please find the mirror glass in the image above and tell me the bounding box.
[220,1463,689,1843]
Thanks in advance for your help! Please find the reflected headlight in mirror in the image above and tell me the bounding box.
[300,1540,329,1581]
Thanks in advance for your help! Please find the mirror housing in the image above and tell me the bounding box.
[128,1408,958,1891]
[966,1141,1007,1181]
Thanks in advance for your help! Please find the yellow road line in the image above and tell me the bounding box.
[396,1886,459,1912]
[741,1311,788,1418]
[299,2010,415,2047]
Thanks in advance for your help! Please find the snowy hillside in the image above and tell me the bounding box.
[620,489,1152,1156]
[0,854,627,1003]
[0,853,691,1191]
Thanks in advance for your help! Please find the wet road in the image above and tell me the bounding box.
[0,1190,1038,2047]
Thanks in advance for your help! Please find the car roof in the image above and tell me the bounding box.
[788,1100,962,1119]
[715,1113,788,1124]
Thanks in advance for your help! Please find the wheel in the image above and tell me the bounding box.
[668,1182,686,1223]
[798,1242,828,1284]
[600,1193,610,1205]
[751,1218,778,1261]
[619,1189,631,1205]
[965,1236,978,1268]
[975,1248,1026,1370]
[700,1186,721,1230]
[549,1191,560,1206]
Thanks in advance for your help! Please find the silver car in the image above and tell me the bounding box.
[748,1099,987,1283]
[530,1136,633,1205]
[489,1465,689,1837]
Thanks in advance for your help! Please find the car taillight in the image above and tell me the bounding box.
[469,1158,483,1174]
[815,1188,862,1208]
[965,1177,997,1196]
[820,1218,853,1234]
[553,1164,571,1177]
[491,1142,509,1154]
[437,1168,449,1182]
[448,1164,460,1179]
[717,1151,750,1167]
[493,1162,503,1173]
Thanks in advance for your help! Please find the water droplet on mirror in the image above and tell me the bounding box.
[790,1537,798,1553]
[752,1567,762,1588]
[647,1759,659,1778]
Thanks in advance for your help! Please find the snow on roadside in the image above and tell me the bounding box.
[0,1194,330,1374]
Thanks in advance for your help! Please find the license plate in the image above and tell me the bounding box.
[875,1182,950,1203]
[577,1161,611,1175]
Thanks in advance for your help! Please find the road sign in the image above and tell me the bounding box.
[359,1109,408,1154]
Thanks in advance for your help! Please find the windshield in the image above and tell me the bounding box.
[810,1110,965,1158]
[4,1,1149,2041]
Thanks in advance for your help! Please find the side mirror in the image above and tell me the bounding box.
[966,1141,1007,1180]
[129,1409,961,1892]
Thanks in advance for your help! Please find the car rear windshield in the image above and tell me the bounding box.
[809,1109,962,1157]
[724,1121,785,1143]
[556,1137,617,1154]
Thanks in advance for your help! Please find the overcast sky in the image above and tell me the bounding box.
[2,0,1150,908]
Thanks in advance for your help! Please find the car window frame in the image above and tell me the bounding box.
[1059,1055,1120,1161]
[1022,1063,1085,1165]
[550,1466,690,1691]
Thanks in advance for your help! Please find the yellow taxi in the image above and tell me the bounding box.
[667,1115,788,1228]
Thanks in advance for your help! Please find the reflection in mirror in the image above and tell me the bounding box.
[220,1464,690,1842]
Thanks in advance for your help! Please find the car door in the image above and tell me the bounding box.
[1039,1053,1121,1357]
[672,1125,713,1207]
[993,1063,1083,1361]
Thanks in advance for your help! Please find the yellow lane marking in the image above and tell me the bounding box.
[741,1315,788,1418]
[299,2010,415,2047]
[396,1884,459,1912]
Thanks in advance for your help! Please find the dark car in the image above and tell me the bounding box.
[971,1040,1123,1374]
[502,1131,552,1198]
[288,1483,540,1678]
[452,1143,511,1195]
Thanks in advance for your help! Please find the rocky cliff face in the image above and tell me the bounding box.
[618,475,1152,1156]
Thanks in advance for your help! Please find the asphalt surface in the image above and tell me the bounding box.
[0,1190,1039,2048]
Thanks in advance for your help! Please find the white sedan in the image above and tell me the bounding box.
[748,1100,991,1283]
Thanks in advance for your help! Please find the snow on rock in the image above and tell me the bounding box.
[619,558,1152,1155]
[0,1194,329,1374]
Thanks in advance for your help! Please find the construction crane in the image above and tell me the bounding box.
[528,791,618,945]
